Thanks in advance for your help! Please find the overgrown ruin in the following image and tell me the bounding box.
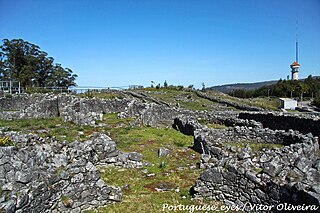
[0,90,319,212]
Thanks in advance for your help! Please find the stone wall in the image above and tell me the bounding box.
[195,91,264,112]
[239,112,320,138]
[174,116,320,208]
[0,130,144,212]
[0,94,131,125]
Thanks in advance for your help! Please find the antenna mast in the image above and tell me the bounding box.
[295,16,299,62]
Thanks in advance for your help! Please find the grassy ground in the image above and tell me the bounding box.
[99,116,222,212]
[226,141,284,152]
[134,88,217,111]
[205,90,280,110]
[0,115,222,212]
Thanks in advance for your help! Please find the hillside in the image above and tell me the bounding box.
[209,80,278,93]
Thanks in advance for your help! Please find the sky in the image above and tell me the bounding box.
[0,0,319,88]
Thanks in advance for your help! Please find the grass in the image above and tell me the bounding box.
[98,126,222,213]
[77,91,125,99]
[135,88,215,111]
[205,90,280,110]
[0,117,93,142]
[197,119,228,129]
[0,110,237,212]
[226,141,284,152]
[102,113,135,126]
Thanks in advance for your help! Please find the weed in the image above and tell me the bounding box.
[0,136,14,146]
[61,195,73,207]
[227,141,284,152]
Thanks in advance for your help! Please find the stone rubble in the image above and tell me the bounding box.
[0,130,145,212]
[174,116,320,207]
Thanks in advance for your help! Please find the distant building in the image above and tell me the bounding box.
[279,98,297,110]
[290,61,300,80]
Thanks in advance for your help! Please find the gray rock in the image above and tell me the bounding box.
[238,152,250,160]
[128,152,142,161]
[200,168,223,183]
[96,179,106,188]
[15,171,32,184]
[158,147,171,158]
[201,154,211,163]
[85,162,97,172]
[0,200,16,213]
[16,191,29,209]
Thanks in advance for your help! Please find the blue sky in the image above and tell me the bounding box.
[1,0,319,88]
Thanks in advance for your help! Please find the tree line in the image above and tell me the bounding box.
[229,76,320,107]
[0,39,77,89]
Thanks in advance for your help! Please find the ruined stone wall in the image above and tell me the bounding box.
[239,112,320,138]
[174,116,320,207]
[0,130,144,212]
[0,94,131,125]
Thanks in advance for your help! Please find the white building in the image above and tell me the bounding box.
[290,61,300,80]
[279,98,297,110]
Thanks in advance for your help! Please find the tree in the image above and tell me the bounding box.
[201,83,205,91]
[188,84,194,90]
[46,64,77,88]
[163,80,168,88]
[0,38,77,89]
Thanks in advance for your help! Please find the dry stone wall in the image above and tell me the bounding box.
[239,112,320,138]
[174,116,320,208]
[0,130,144,213]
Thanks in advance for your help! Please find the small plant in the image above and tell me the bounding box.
[0,136,14,146]
[61,195,73,207]
[5,94,12,98]
[159,161,167,169]
[254,167,263,173]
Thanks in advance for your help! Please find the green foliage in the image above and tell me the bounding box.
[78,91,124,99]
[312,97,320,108]
[100,125,221,213]
[227,141,284,152]
[0,38,77,89]
[0,136,15,146]
[163,80,168,88]
[197,119,227,129]
[229,76,320,100]
[61,195,72,207]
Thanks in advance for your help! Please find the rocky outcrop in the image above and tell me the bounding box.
[0,131,145,212]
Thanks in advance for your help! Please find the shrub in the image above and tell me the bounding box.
[312,97,320,108]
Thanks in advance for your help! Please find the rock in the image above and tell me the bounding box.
[314,159,320,171]
[96,179,106,188]
[200,168,222,183]
[85,161,97,172]
[71,173,84,183]
[0,200,16,213]
[15,171,32,184]
[2,182,13,191]
[263,157,282,177]
[295,157,312,173]
[128,152,142,161]
[238,152,250,160]
[16,191,29,209]
[158,147,171,158]
[201,154,211,163]
[259,153,270,163]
